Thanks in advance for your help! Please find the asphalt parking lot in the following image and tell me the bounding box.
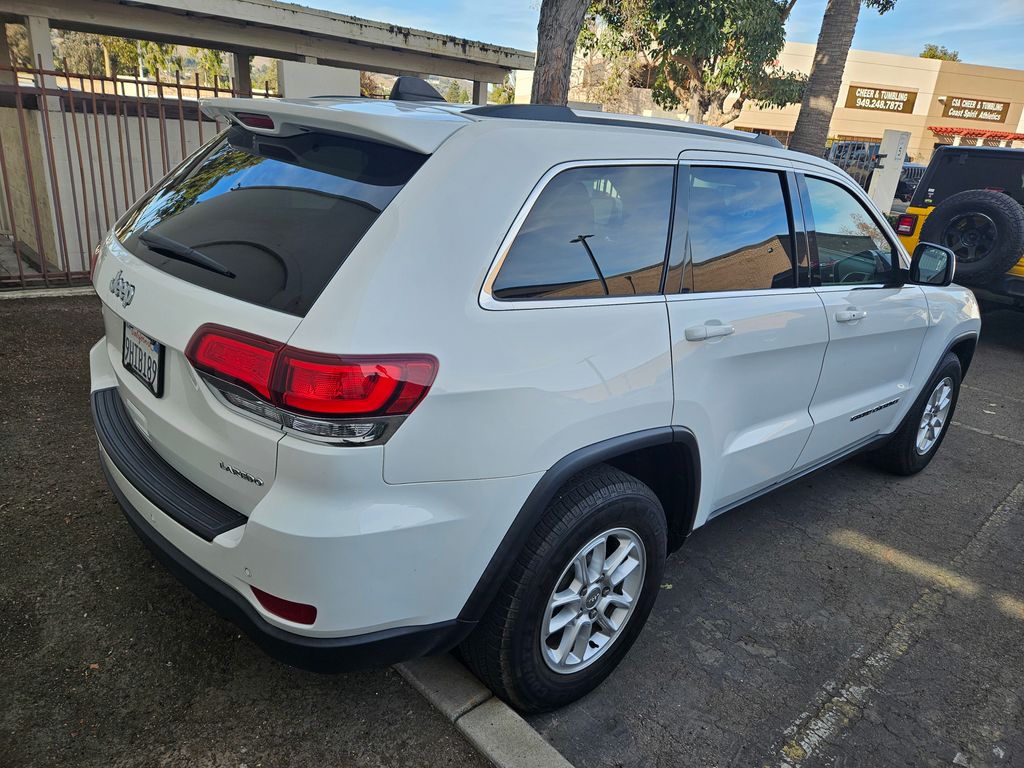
[2,295,1022,768]
[0,295,486,768]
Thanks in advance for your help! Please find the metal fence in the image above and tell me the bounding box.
[0,59,277,289]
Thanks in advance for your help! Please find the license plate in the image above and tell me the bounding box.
[122,322,164,397]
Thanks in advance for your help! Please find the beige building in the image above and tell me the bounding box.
[736,43,1024,161]
[517,42,1024,163]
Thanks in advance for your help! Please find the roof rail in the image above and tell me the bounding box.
[462,104,783,147]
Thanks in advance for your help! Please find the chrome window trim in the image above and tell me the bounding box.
[479,159,677,311]
[666,286,822,303]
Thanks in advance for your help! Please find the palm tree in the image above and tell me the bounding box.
[531,0,591,104]
[788,0,895,156]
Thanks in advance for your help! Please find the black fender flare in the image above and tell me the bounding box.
[457,426,700,624]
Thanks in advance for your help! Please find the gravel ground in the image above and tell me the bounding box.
[0,295,486,768]
[530,308,1024,767]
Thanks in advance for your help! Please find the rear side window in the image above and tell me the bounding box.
[680,166,796,292]
[116,126,426,316]
[914,151,1024,207]
[491,165,674,300]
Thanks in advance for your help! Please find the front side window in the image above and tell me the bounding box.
[680,166,796,293]
[804,176,895,286]
[490,165,674,300]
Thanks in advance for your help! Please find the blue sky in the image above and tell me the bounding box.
[307,0,1024,70]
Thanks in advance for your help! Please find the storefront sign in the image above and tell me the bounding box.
[941,95,1009,123]
[845,85,917,114]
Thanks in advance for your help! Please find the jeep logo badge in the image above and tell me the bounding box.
[109,270,135,308]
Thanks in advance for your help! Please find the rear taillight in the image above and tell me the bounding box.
[186,326,280,399]
[277,350,437,417]
[184,324,437,444]
[896,213,918,236]
[251,586,317,625]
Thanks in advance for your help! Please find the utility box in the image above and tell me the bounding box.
[867,129,911,213]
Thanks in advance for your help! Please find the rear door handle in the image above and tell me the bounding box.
[685,323,735,341]
[835,309,868,323]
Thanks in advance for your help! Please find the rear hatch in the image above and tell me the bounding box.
[94,99,461,514]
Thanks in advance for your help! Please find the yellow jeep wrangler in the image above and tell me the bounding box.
[896,145,1024,309]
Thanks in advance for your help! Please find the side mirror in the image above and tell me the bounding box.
[910,242,956,286]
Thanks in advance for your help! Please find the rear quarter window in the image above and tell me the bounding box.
[490,165,675,300]
[116,126,426,316]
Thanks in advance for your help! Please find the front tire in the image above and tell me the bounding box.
[460,465,667,713]
[870,352,962,475]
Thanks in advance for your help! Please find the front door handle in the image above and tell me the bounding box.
[835,309,868,323]
[685,323,735,341]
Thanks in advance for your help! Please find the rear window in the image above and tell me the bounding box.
[913,149,1024,208]
[116,126,427,316]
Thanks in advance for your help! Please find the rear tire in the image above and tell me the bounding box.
[460,465,667,713]
[870,352,961,476]
[919,190,1024,285]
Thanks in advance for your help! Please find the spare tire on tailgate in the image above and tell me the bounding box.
[919,189,1024,285]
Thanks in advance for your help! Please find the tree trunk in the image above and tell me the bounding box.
[531,0,590,105]
[787,0,862,156]
[101,43,113,78]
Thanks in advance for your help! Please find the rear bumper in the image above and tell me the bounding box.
[92,385,472,671]
[100,458,469,672]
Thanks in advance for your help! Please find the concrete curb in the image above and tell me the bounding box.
[0,286,95,300]
[397,655,574,768]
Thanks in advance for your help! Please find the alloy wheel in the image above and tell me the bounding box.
[540,527,646,674]
[917,376,954,455]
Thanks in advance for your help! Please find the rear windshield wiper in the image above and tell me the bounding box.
[139,231,236,278]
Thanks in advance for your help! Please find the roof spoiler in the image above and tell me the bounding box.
[200,97,468,154]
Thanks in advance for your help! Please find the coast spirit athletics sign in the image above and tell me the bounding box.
[942,95,1010,123]
[845,85,917,114]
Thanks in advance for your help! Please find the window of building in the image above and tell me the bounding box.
[676,166,796,293]
[804,176,896,285]
[491,165,674,300]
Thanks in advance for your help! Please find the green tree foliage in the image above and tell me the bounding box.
[140,42,180,78]
[54,30,106,74]
[252,61,279,94]
[490,74,517,104]
[919,43,960,61]
[4,25,31,68]
[190,47,226,86]
[583,0,804,126]
[443,79,470,103]
[53,30,139,76]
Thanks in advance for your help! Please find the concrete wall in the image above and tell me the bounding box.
[0,109,58,269]
[279,61,360,98]
[0,104,222,275]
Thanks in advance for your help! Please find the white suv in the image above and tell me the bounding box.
[90,93,980,712]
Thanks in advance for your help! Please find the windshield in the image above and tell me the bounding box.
[116,126,427,316]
